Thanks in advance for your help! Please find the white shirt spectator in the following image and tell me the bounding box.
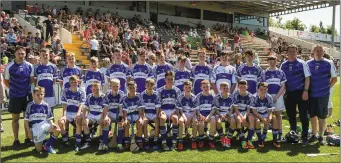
[90,37,99,50]
[205,29,211,39]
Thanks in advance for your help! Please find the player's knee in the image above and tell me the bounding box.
[248,114,255,122]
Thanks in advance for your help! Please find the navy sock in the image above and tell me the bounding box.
[102,128,109,145]
[272,129,278,143]
[172,125,179,144]
[45,134,57,147]
[124,137,130,145]
[226,128,235,139]
[237,128,245,141]
[75,134,81,147]
[84,133,91,143]
[62,132,69,142]
[160,126,167,144]
[262,128,268,140]
[247,128,255,141]
[217,128,223,137]
[256,128,262,142]
[136,137,143,144]
[117,127,124,145]
[278,129,283,139]
[199,134,204,142]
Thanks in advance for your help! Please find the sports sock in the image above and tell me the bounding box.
[172,125,179,144]
[75,134,81,147]
[136,137,143,144]
[84,133,91,143]
[217,128,223,137]
[247,128,255,141]
[124,137,130,145]
[225,123,230,131]
[199,134,204,142]
[262,128,268,140]
[236,128,245,141]
[160,126,167,144]
[256,128,262,142]
[278,129,283,139]
[102,128,109,145]
[45,134,57,147]
[62,132,69,142]
[272,129,278,143]
[226,128,235,139]
[117,127,124,145]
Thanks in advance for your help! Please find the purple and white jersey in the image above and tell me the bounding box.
[140,90,160,114]
[194,92,214,117]
[24,101,53,127]
[61,88,86,113]
[34,62,58,97]
[122,93,144,116]
[260,68,287,95]
[191,64,212,95]
[236,64,262,94]
[59,66,82,90]
[84,69,105,96]
[103,90,125,114]
[128,63,154,93]
[157,86,181,111]
[280,59,311,91]
[250,93,274,115]
[307,58,337,97]
[174,68,191,92]
[213,94,233,114]
[153,63,174,89]
[85,93,105,116]
[232,91,253,113]
[4,61,34,98]
[211,64,237,93]
[176,93,196,115]
[106,63,130,93]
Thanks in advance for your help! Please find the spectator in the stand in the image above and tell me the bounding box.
[13,22,23,34]
[102,35,113,54]
[52,6,57,17]
[17,36,27,47]
[164,18,171,29]
[90,35,99,57]
[216,38,223,58]
[233,32,240,48]
[1,17,10,31]
[188,29,193,37]
[43,15,55,42]
[192,29,199,38]
[51,43,63,63]
[232,53,243,70]
[34,4,39,15]
[205,28,211,43]
[147,53,156,68]
[34,32,43,47]
[6,29,17,46]
[151,37,159,51]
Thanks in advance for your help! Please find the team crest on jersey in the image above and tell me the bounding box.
[20,67,23,72]
[289,65,292,71]
[315,65,319,70]
[241,100,245,104]
[204,100,209,104]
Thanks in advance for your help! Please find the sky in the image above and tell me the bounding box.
[271,5,340,35]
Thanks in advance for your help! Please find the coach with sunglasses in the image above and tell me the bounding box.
[4,46,34,147]
[280,44,311,145]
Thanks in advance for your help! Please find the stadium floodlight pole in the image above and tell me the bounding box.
[331,2,336,48]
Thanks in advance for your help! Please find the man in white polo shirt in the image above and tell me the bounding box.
[90,35,99,57]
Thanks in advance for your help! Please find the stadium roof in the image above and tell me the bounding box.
[217,1,340,16]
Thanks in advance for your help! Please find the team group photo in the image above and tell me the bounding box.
[0,0,340,162]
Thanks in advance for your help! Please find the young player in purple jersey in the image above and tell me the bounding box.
[81,82,106,150]
[157,71,183,151]
[128,49,154,93]
[34,49,58,112]
[232,80,255,149]
[213,82,235,148]
[195,80,216,149]
[100,78,125,152]
[58,75,86,152]
[24,87,60,154]
[191,51,212,95]
[174,56,191,92]
[236,50,262,94]
[153,51,174,89]
[211,51,237,94]
[106,48,130,93]
[307,45,337,145]
[59,53,82,90]
[261,55,287,141]
[176,80,198,150]
[84,57,105,96]
[251,82,280,149]
[140,78,161,150]
[121,81,145,151]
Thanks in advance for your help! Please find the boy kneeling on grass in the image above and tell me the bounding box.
[25,86,60,154]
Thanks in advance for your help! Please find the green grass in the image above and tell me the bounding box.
[1,81,340,162]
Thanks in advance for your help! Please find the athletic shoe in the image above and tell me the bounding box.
[318,136,325,146]
[198,141,204,148]
[61,141,70,147]
[241,141,248,149]
[178,142,183,150]
[225,138,231,148]
[75,146,81,152]
[153,143,158,150]
[247,140,254,149]
[308,135,318,143]
[258,140,264,148]
[43,145,57,154]
[117,144,124,152]
[102,144,108,151]
[208,141,215,149]
[172,142,177,150]
[161,143,170,151]
[124,144,130,151]
[137,143,144,149]
[302,138,308,146]
[280,136,287,142]
[98,142,104,151]
[192,141,197,149]
[220,136,226,146]
[81,142,90,150]
[24,139,33,146]
[12,140,20,147]
[273,141,280,149]
[144,142,150,150]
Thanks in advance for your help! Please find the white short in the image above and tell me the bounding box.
[216,112,233,120]
[108,112,118,122]
[258,113,268,119]
[163,109,176,119]
[328,87,334,109]
[271,94,285,111]
[44,97,56,108]
[31,121,51,144]
[127,114,139,123]
[66,112,77,122]
[146,113,157,121]
[235,111,247,117]
[87,114,101,124]
[184,112,194,119]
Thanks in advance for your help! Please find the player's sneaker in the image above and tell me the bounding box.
[102,144,108,151]
[43,145,57,154]
[318,136,325,146]
[258,140,264,148]
[192,141,197,149]
[220,136,226,146]
[308,135,318,143]
[137,143,144,149]
[178,142,183,150]
[273,141,280,149]
[24,138,34,146]
[144,142,150,150]
[225,138,231,148]
[198,141,204,148]
[241,141,248,149]
[12,140,20,148]
[280,136,287,142]
[153,143,158,150]
[247,140,254,149]
[124,144,130,151]
[81,142,90,150]
[208,141,216,149]
[302,138,308,146]
[98,142,104,151]
[161,143,170,151]
[117,144,124,153]
[75,146,81,152]
[172,142,177,150]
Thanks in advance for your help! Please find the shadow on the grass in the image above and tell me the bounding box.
[1,148,48,162]
[1,144,32,152]
[2,117,24,121]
